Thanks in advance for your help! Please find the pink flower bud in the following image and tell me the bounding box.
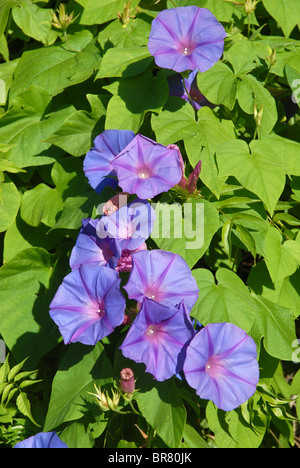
[187,160,202,193]
[167,144,187,189]
[102,193,129,216]
[120,368,135,394]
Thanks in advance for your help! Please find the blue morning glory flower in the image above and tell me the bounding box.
[83,129,135,194]
[124,249,199,312]
[148,6,226,73]
[120,298,195,381]
[183,322,260,411]
[14,432,68,448]
[49,264,126,345]
[112,134,182,199]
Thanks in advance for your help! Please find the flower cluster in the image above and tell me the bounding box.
[49,6,259,417]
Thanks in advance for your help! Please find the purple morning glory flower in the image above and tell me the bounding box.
[120,298,195,381]
[124,249,199,312]
[14,432,68,448]
[183,322,259,411]
[148,6,226,73]
[69,218,122,271]
[83,129,135,194]
[49,264,126,345]
[97,199,156,252]
[111,134,182,199]
[168,69,211,111]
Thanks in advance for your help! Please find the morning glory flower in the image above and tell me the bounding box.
[111,134,182,199]
[49,264,126,345]
[183,322,260,411]
[120,298,195,381]
[168,69,211,111]
[69,218,122,271]
[148,6,226,73]
[124,249,199,312]
[97,199,156,252]
[14,432,68,448]
[83,129,135,194]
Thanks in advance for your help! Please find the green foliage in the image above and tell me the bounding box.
[0,0,299,449]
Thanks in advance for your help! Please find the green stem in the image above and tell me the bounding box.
[63,29,81,53]
[128,399,140,415]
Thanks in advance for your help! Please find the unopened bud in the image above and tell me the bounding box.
[117,0,135,26]
[88,384,120,412]
[51,4,77,31]
[167,144,187,189]
[244,0,258,15]
[254,103,264,127]
[266,46,276,67]
[120,368,135,394]
[102,193,129,216]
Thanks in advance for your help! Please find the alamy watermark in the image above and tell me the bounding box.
[96,197,205,250]
[292,339,300,364]
[0,339,6,364]
[291,79,300,105]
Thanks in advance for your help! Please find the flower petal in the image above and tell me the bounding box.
[183,322,259,411]
[83,129,135,193]
[124,249,199,311]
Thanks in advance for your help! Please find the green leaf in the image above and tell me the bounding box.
[197,63,277,136]
[20,184,63,228]
[184,107,236,197]
[46,95,106,157]
[264,227,300,283]
[1,383,14,405]
[96,46,152,79]
[235,225,257,259]
[152,102,235,197]
[9,42,100,100]
[51,183,113,231]
[0,248,59,367]
[44,342,112,430]
[256,135,300,177]
[12,2,58,45]
[206,401,266,448]
[247,261,300,319]
[181,424,210,448]
[7,358,28,382]
[135,378,186,449]
[74,0,140,25]
[0,174,20,233]
[151,198,220,269]
[216,139,285,215]
[3,214,70,263]
[0,0,13,37]
[236,73,278,137]
[192,268,258,332]
[197,61,237,110]
[97,16,151,49]
[263,0,300,37]
[105,68,168,133]
[16,391,40,426]
[251,295,297,360]
[20,157,85,227]
[151,98,197,145]
[0,159,25,174]
[0,85,74,168]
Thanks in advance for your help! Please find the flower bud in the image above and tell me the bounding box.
[89,384,120,412]
[244,0,258,15]
[120,368,135,394]
[102,193,129,216]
